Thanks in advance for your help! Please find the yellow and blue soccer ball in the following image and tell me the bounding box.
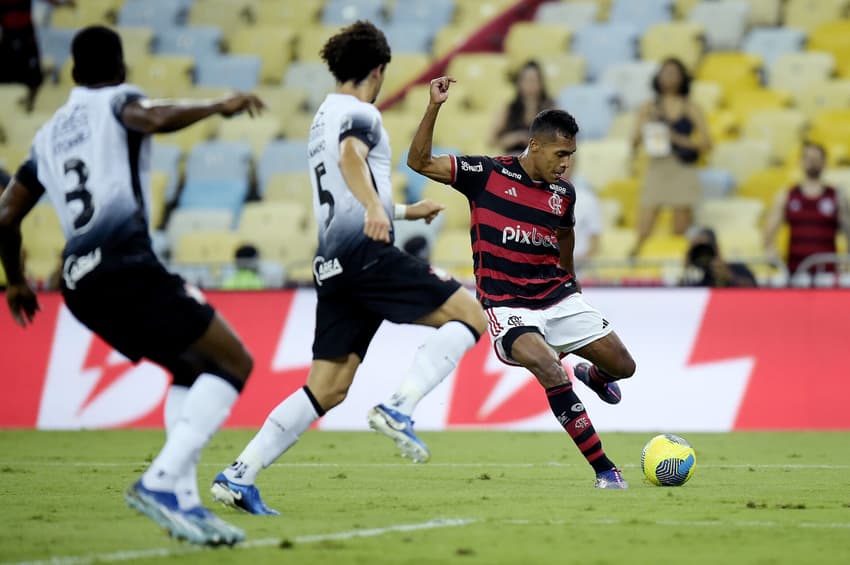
[641,434,696,486]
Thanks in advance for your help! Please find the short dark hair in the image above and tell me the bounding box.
[529,109,579,141]
[652,57,691,97]
[321,20,391,84]
[72,26,125,85]
[803,140,827,160]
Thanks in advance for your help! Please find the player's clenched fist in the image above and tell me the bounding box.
[429,76,456,105]
[364,203,392,243]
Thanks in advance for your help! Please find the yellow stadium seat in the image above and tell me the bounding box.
[382,112,420,151]
[49,0,120,28]
[641,22,705,72]
[0,84,29,114]
[637,234,689,261]
[262,171,313,210]
[432,23,480,58]
[597,228,637,264]
[823,167,850,196]
[538,53,586,93]
[227,27,296,85]
[130,55,195,98]
[32,84,70,114]
[454,0,517,27]
[446,54,511,110]
[564,0,612,18]
[709,139,773,184]
[599,178,640,228]
[716,225,764,260]
[808,20,850,74]
[737,167,795,209]
[2,113,50,145]
[504,23,572,70]
[148,171,169,230]
[155,121,218,154]
[174,230,241,264]
[250,0,323,26]
[725,88,792,123]
[673,0,701,18]
[0,143,30,171]
[421,181,470,231]
[21,204,63,245]
[794,80,850,119]
[599,198,622,228]
[21,204,64,281]
[433,111,497,155]
[239,201,308,232]
[238,223,316,269]
[295,25,340,62]
[189,0,254,27]
[736,0,782,26]
[117,27,155,62]
[768,52,835,96]
[809,110,850,160]
[705,110,739,144]
[378,53,432,103]
[431,228,474,281]
[741,109,808,164]
[574,140,632,190]
[698,53,762,93]
[783,0,850,32]
[216,116,282,158]
[399,83,435,114]
[690,80,724,113]
[279,111,314,141]
[696,197,765,230]
[607,111,637,140]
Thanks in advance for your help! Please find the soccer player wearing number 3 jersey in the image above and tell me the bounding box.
[212,22,487,514]
[0,27,267,544]
[407,76,639,488]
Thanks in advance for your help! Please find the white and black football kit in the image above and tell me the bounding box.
[16,84,214,365]
[307,93,460,360]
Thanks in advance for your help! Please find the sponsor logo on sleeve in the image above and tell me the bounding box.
[460,160,483,173]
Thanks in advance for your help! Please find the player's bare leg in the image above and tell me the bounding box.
[510,331,627,489]
[369,288,486,462]
[633,204,661,255]
[572,331,635,405]
[213,355,359,514]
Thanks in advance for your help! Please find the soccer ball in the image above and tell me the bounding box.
[641,434,696,486]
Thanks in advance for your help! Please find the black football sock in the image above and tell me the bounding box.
[546,382,615,474]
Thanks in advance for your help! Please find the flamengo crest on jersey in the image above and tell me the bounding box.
[449,154,578,309]
[25,84,152,262]
[307,93,394,273]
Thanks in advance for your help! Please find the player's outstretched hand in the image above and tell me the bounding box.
[429,76,456,105]
[7,282,39,327]
[364,203,392,243]
[218,93,266,118]
[407,199,445,224]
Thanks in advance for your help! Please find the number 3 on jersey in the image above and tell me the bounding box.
[314,162,334,228]
[64,158,95,231]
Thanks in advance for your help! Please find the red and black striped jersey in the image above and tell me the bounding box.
[784,185,840,273]
[449,154,578,309]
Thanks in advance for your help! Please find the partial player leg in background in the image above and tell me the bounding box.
[369,286,487,462]
[572,331,636,406]
[212,354,359,515]
[508,330,627,489]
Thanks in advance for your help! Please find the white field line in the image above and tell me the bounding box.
[3,518,477,565]
[6,516,850,565]
[6,461,850,470]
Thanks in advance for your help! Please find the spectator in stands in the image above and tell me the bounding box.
[222,244,265,290]
[632,58,711,255]
[763,142,850,276]
[682,227,756,288]
[491,60,555,155]
[570,174,602,265]
[0,0,70,110]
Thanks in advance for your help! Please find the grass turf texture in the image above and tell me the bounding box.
[0,431,848,564]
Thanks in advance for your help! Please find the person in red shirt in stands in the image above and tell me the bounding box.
[763,142,850,276]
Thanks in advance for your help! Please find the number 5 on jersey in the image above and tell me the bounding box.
[314,162,334,228]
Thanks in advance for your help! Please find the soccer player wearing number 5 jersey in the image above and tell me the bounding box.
[407,76,639,488]
[212,22,487,514]
[0,27,267,544]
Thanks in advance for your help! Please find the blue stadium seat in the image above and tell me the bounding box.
[118,0,188,27]
[150,142,183,201]
[609,0,672,34]
[698,168,737,199]
[573,23,640,81]
[186,141,253,182]
[321,0,385,26]
[258,140,309,188]
[283,62,335,111]
[397,146,458,202]
[391,0,454,29]
[689,1,750,51]
[178,178,249,213]
[535,2,598,31]
[557,84,621,140]
[600,60,659,111]
[37,27,77,71]
[195,55,261,90]
[742,27,806,69]
[155,26,222,60]
[384,23,433,54]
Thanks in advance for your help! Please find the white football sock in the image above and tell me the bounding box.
[223,387,319,486]
[388,321,477,416]
[143,375,239,493]
[163,385,202,510]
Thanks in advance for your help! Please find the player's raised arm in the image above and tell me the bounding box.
[120,92,265,134]
[407,77,457,184]
[0,172,44,326]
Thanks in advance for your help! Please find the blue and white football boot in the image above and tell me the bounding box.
[182,505,246,546]
[573,363,622,405]
[367,404,431,463]
[124,480,208,544]
[211,473,280,516]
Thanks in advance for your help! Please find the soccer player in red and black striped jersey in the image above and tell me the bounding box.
[406,76,637,488]
[764,142,850,276]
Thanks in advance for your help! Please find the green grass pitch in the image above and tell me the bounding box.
[1,430,849,564]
